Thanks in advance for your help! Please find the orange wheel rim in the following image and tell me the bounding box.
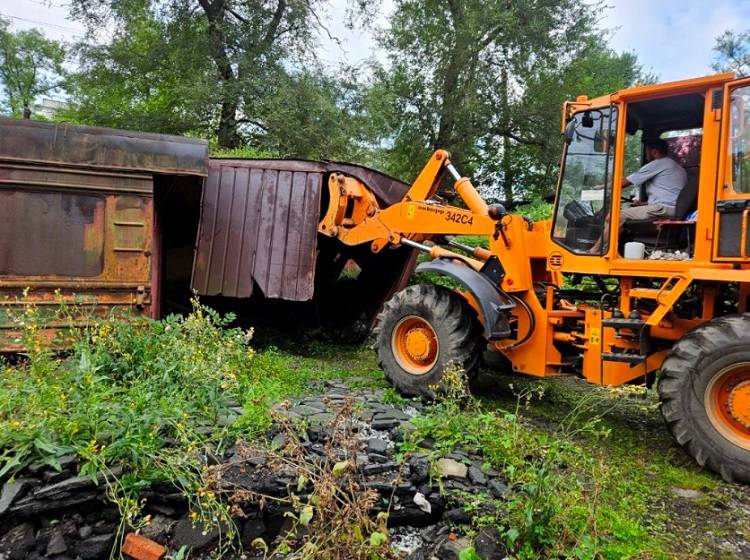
[392,315,439,375]
[705,362,750,450]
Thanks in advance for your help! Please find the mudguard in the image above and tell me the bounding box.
[416,258,515,340]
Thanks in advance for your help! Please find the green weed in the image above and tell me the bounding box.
[405,374,662,559]
[0,297,253,549]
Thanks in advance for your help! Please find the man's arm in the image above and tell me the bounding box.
[620,176,648,205]
[626,160,660,186]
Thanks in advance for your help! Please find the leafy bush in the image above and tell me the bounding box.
[0,298,256,540]
[515,197,554,221]
[0,300,253,477]
[210,144,279,159]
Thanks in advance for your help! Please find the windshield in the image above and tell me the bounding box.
[552,106,618,254]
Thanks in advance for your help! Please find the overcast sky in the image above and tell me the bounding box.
[2,0,749,84]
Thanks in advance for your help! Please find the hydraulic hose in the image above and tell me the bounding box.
[501,293,536,351]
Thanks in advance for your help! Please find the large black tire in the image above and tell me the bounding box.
[659,315,750,482]
[374,284,484,399]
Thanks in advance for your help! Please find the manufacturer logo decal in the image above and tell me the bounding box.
[548,251,564,269]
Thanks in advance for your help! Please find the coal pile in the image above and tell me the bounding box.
[0,382,511,559]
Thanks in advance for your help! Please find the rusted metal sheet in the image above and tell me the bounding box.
[192,159,414,302]
[0,119,176,351]
[193,160,323,300]
[0,117,208,176]
[0,118,213,351]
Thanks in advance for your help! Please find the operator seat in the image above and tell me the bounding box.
[620,169,698,249]
[619,134,701,252]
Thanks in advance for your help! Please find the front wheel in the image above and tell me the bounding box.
[659,315,750,482]
[374,284,484,399]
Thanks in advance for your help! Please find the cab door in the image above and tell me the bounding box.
[715,77,750,261]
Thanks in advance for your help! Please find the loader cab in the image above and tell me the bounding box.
[550,73,740,272]
[617,94,704,253]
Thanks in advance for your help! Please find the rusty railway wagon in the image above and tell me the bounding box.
[0,118,415,349]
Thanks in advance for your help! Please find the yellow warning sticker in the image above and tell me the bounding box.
[590,328,601,344]
[407,204,415,218]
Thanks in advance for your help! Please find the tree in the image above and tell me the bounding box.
[68,0,338,149]
[482,37,642,201]
[253,69,372,160]
[0,18,66,119]
[713,30,750,75]
[364,0,641,202]
[62,9,214,135]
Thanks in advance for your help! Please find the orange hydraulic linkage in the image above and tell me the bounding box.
[318,150,502,260]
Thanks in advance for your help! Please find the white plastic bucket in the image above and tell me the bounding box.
[624,241,645,260]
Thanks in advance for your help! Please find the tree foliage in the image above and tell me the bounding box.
[62,8,213,135]
[713,30,750,75]
[0,17,66,119]
[365,0,642,201]
[66,0,349,152]
[21,0,649,193]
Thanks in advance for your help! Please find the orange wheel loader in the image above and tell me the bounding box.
[319,72,750,482]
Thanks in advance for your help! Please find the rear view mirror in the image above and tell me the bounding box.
[581,112,594,128]
[593,113,609,153]
[563,119,576,144]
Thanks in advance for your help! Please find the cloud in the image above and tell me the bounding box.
[602,0,750,81]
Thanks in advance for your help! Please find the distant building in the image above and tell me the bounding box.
[31,98,68,119]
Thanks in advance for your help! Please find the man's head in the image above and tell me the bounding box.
[644,138,669,161]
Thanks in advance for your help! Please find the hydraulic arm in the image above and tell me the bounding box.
[318,150,506,258]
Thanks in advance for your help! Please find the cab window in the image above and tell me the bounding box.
[552,106,618,254]
[729,85,750,194]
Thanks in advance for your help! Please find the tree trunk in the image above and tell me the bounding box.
[500,64,513,204]
[22,104,31,119]
[434,0,465,156]
[199,0,242,149]
[217,98,240,149]
[502,134,513,204]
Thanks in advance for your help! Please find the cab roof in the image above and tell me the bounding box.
[585,71,736,108]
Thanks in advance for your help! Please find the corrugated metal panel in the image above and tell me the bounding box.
[193,161,323,300]
[0,117,208,176]
[209,158,408,206]
[192,159,413,302]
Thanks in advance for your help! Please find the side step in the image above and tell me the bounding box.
[601,352,646,364]
[601,317,646,330]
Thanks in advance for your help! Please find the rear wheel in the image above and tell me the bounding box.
[374,284,484,399]
[659,315,750,482]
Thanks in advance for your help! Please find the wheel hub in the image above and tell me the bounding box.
[392,316,439,376]
[705,363,750,450]
[405,328,433,362]
[729,380,750,429]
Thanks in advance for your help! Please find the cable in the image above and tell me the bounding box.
[0,12,82,34]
